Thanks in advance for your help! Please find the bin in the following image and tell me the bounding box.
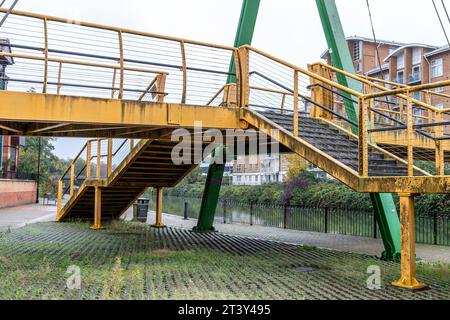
[133,198,149,222]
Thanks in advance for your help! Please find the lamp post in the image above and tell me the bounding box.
[35,137,41,204]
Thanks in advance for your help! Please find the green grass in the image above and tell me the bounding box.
[0,221,448,300]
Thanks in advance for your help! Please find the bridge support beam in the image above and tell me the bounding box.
[316,0,401,260]
[392,193,428,290]
[90,186,103,230]
[151,187,166,229]
[195,0,260,232]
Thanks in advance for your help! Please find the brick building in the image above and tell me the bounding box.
[232,154,289,186]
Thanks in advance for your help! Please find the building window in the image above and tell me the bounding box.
[389,47,396,55]
[353,41,362,61]
[436,103,444,109]
[431,58,443,78]
[356,62,362,73]
[435,87,444,93]
[397,52,405,69]
[412,48,421,65]
[397,70,404,84]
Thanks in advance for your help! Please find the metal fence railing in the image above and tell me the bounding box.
[150,196,450,246]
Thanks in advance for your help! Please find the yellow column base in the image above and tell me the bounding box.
[151,223,166,229]
[392,277,429,291]
[90,224,104,230]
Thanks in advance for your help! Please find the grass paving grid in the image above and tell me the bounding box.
[0,221,448,300]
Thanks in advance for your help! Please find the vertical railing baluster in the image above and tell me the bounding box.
[180,40,187,104]
[43,17,49,94]
[86,141,91,179]
[118,30,124,99]
[358,97,369,177]
[293,70,299,136]
[107,138,113,177]
[70,162,75,197]
[56,62,62,95]
[406,90,414,176]
[96,140,101,178]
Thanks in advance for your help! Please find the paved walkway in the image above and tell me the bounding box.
[0,202,56,232]
[0,203,449,264]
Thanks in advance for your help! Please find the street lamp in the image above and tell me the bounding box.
[35,137,41,204]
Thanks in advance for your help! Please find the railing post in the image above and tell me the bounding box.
[283,204,288,229]
[151,187,166,228]
[96,140,101,178]
[358,97,369,177]
[156,74,167,103]
[42,18,49,94]
[130,139,135,152]
[236,47,249,108]
[435,112,445,176]
[250,202,254,226]
[324,206,329,233]
[57,179,63,216]
[107,138,113,177]
[118,30,124,99]
[293,70,299,137]
[56,62,63,95]
[183,201,189,220]
[180,40,187,104]
[373,210,378,239]
[86,141,91,179]
[70,162,75,197]
[308,63,333,120]
[90,186,103,230]
[406,91,414,176]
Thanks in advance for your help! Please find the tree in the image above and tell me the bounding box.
[18,137,64,196]
[285,154,309,181]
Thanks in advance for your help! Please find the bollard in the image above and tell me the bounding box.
[183,202,189,220]
[324,207,329,233]
[250,202,254,226]
[283,204,288,229]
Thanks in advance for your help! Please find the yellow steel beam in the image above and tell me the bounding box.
[152,187,166,228]
[392,194,428,290]
[0,91,241,133]
[90,186,104,230]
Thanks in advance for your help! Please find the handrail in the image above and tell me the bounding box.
[0,8,235,51]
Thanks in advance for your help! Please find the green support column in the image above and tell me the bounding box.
[195,0,260,232]
[316,0,400,260]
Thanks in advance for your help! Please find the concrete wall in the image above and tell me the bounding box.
[0,179,36,209]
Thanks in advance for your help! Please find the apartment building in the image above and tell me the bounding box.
[321,36,405,75]
[231,154,289,186]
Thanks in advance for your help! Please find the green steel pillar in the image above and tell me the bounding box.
[195,0,260,232]
[316,0,400,260]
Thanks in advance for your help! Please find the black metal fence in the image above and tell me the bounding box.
[155,197,450,246]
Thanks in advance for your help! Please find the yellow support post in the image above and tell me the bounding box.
[42,18,49,94]
[308,63,333,120]
[118,30,124,100]
[293,70,299,137]
[406,91,414,177]
[86,141,91,179]
[90,186,103,230]
[435,112,445,176]
[151,187,166,228]
[358,97,369,177]
[57,179,63,217]
[70,162,75,197]
[130,139,135,151]
[96,140,101,178]
[107,138,113,177]
[392,193,428,290]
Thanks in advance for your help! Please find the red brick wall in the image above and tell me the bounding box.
[0,180,36,209]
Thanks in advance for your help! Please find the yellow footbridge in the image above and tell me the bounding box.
[0,9,449,290]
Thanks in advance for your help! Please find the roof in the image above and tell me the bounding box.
[424,45,450,58]
[365,64,389,76]
[383,44,438,62]
[320,35,405,59]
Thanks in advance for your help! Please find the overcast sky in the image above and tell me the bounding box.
[7,0,450,159]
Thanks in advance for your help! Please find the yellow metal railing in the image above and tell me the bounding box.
[57,138,137,216]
